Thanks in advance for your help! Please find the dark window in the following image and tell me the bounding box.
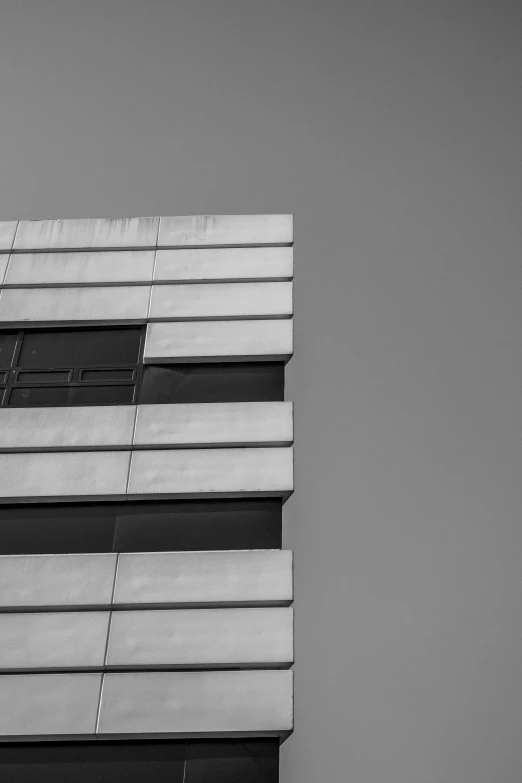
[0,499,282,555]
[113,498,282,552]
[0,327,143,407]
[140,362,285,404]
[0,740,279,783]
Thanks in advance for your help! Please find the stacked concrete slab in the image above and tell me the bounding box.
[0,215,294,742]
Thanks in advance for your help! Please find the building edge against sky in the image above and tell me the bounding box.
[0,215,294,783]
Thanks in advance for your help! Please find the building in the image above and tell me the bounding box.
[0,215,294,782]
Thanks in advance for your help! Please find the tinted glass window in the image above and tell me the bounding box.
[0,741,186,783]
[1,328,144,407]
[0,503,117,555]
[140,362,285,404]
[0,331,17,368]
[114,499,283,552]
[0,499,282,554]
[18,328,142,367]
[185,740,279,783]
[9,385,135,407]
[0,740,278,783]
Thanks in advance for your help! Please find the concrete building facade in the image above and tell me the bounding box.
[0,215,294,782]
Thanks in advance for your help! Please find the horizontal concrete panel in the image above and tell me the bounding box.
[0,451,130,499]
[0,554,117,610]
[133,402,293,448]
[114,551,293,607]
[107,607,292,668]
[13,217,159,251]
[0,285,151,323]
[0,612,109,670]
[144,319,293,362]
[0,673,101,736]
[127,447,293,497]
[149,282,292,320]
[0,221,17,252]
[158,215,293,248]
[4,250,155,286]
[0,406,136,451]
[154,247,293,282]
[98,670,293,735]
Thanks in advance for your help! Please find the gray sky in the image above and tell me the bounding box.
[2,2,522,781]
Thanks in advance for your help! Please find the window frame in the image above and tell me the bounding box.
[0,327,145,407]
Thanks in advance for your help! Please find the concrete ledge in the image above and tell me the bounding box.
[0,612,110,670]
[0,221,17,253]
[127,447,293,497]
[133,402,293,448]
[158,215,293,248]
[148,281,292,320]
[0,451,131,499]
[0,673,101,736]
[4,250,156,286]
[0,554,117,610]
[114,551,293,607]
[144,319,293,362]
[154,247,293,282]
[0,285,151,322]
[98,670,293,736]
[13,218,160,251]
[0,407,136,451]
[106,607,293,668]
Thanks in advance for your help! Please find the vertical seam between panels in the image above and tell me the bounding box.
[95,554,119,734]
[125,411,138,495]
[1,222,19,285]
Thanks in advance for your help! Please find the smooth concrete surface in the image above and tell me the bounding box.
[144,319,293,361]
[0,673,101,736]
[157,215,293,248]
[114,550,292,605]
[4,250,155,286]
[0,451,131,499]
[106,607,293,667]
[0,612,109,670]
[13,217,159,250]
[114,551,293,607]
[127,447,293,497]
[0,554,117,609]
[148,281,293,320]
[0,285,151,322]
[133,402,293,447]
[0,221,17,252]
[0,256,8,284]
[0,406,136,450]
[97,670,293,735]
[154,246,293,282]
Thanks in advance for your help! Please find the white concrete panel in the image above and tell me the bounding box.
[127,447,293,497]
[133,402,293,447]
[0,612,109,669]
[0,221,17,252]
[107,607,293,668]
[0,406,136,450]
[158,215,293,248]
[149,282,292,320]
[0,286,150,323]
[154,247,293,282]
[0,554,117,609]
[4,250,155,285]
[0,673,101,736]
[0,451,130,499]
[144,319,293,361]
[14,217,159,250]
[114,551,293,607]
[98,670,293,735]
[0,256,8,284]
